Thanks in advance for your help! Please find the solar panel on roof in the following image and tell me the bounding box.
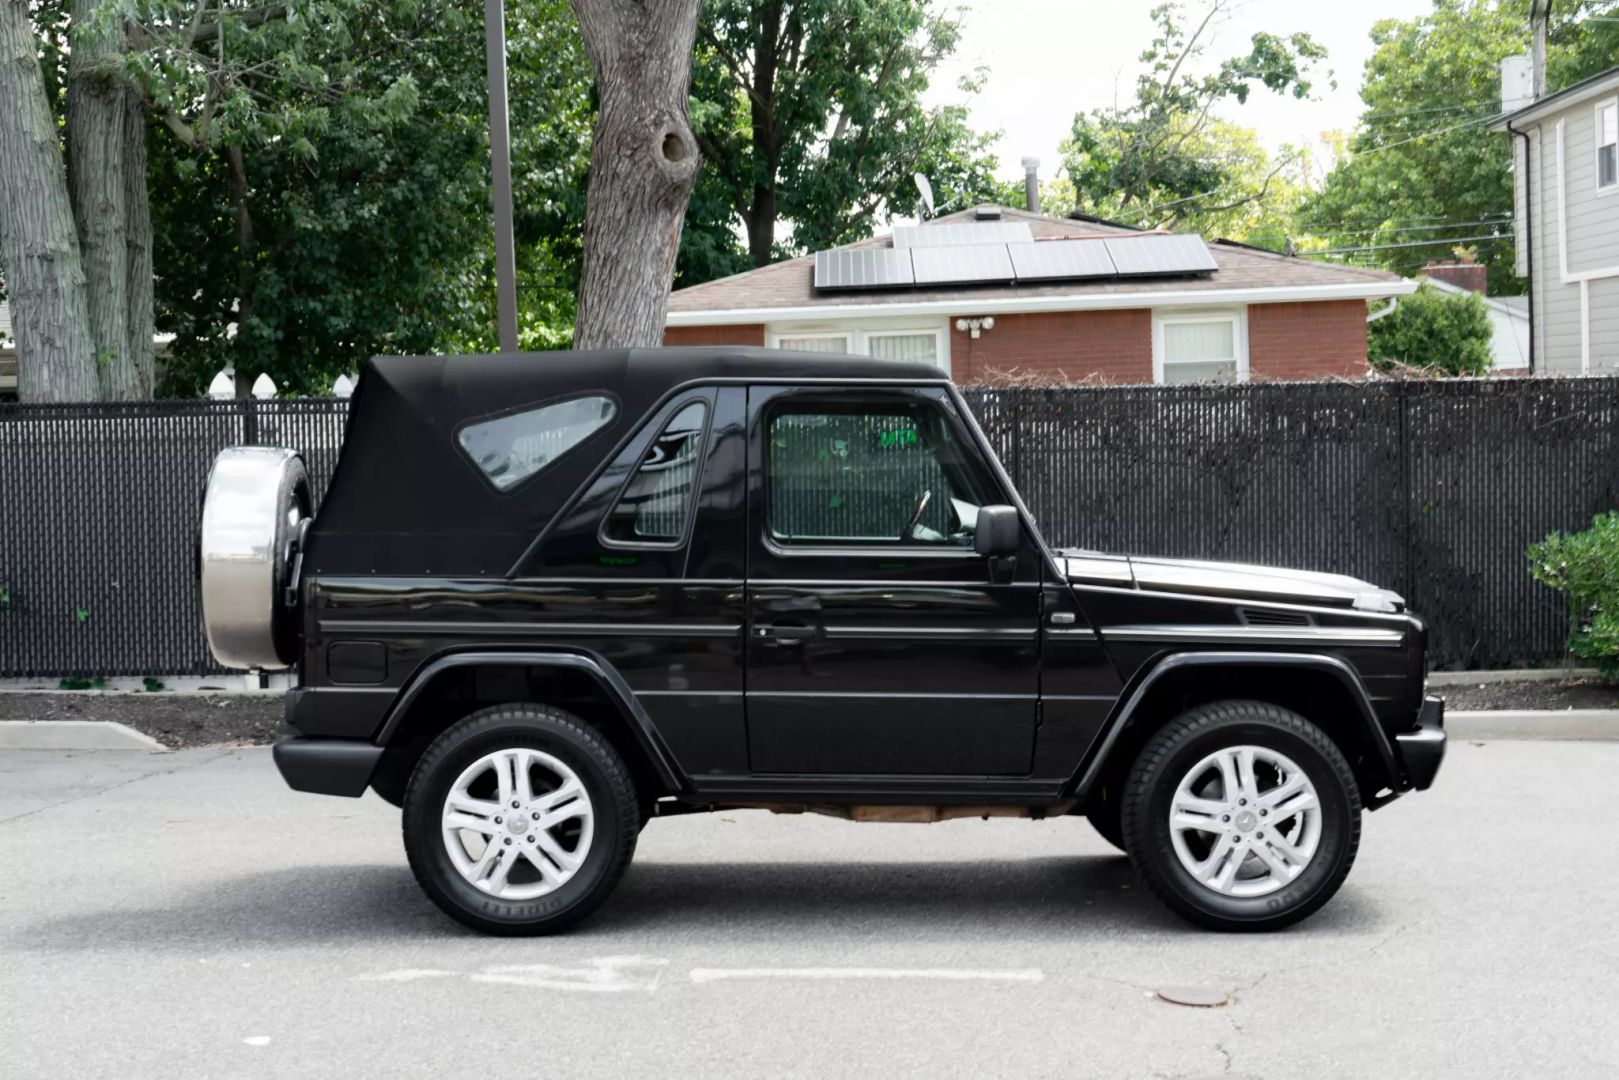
[814,249,915,290]
[909,244,1016,286]
[1103,234,1217,277]
[891,222,1034,248]
[1006,239,1117,281]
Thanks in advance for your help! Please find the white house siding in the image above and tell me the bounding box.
[1487,302,1530,370]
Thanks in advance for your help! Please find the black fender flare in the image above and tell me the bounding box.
[372,648,688,794]
[1065,651,1401,799]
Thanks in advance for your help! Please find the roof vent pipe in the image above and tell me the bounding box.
[1022,156,1040,214]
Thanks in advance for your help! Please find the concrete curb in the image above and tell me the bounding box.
[0,720,169,752]
[1447,709,1619,741]
[1428,668,1601,687]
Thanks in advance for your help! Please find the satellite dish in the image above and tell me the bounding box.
[913,172,935,218]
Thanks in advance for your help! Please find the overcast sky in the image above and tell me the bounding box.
[927,0,1437,185]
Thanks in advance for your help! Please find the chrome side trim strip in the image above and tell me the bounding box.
[820,626,1037,642]
[1099,625,1404,648]
[635,689,745,697]
[320,620,742,638]
[758,579,1042,590]
[745,691,1038,700]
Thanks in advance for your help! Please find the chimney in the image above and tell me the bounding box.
[1422,259,1488,295]
[1021,156,1040,214]
[1501,53,1533,114]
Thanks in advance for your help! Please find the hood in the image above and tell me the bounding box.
[1059,550,1404,613]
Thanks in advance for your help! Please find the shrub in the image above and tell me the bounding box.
[1368,283,1494,376]
[1527,511,1619,678]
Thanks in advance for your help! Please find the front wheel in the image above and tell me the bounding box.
[402,704,640,935]
[1120,700,1361,932]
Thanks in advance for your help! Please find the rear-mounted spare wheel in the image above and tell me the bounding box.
[199,447,311,670]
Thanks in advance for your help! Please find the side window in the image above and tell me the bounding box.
[602,401,708,544]
[1599,101,1618,190]
[457,395,616,491]
[766,401,988,547]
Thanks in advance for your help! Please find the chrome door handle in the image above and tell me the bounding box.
[755,623,816,646]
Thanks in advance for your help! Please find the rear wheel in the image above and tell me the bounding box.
[402,704,640,935]
[1120,700,1360,932]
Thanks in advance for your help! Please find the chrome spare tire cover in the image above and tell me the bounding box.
[199,447,310,669]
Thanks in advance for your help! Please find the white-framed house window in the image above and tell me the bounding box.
[1152,309,1248,385]
[771,332,851,353]
[1596,98,1618,192]
[767,324,951,376]
[864,328,946,365]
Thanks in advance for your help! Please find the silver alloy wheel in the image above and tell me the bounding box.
[1168,744,1322,898]
[441,748,595,900]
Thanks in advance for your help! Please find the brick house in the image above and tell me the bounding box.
[664,206,1413,384]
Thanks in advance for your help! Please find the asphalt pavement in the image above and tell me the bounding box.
[3,742,1617,1079]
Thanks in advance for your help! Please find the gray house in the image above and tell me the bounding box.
[1493,65,1619,374]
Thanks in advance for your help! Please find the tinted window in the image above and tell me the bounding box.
[457,395,616,491]
[766,402,988,546]
[603,401,708,543]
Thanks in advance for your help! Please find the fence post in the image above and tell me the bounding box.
[243,397,259,445]
[1399,380,1413,607]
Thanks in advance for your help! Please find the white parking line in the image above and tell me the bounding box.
[689,967,1045,984]
[468,956,670,993]
[357,969,460,982]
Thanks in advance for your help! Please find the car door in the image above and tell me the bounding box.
[743,384,1042,776]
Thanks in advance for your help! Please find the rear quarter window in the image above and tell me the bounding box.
[456,395,617,491]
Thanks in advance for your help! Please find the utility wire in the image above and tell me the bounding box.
[1301,233,1513,256]
[1358,101,1501,121]
[1350,115,1496,157]
[1288,217,1513,236]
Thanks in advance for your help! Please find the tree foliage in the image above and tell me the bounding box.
[129,0,592,394]
[1367,282,1494,375]
[685,0,1001,274]
[1059,0,1326,235]
[1302,1,1619,293]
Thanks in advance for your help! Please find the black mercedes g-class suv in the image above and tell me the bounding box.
[199,347,1444,935]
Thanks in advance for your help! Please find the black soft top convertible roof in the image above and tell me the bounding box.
[306,346,948,576]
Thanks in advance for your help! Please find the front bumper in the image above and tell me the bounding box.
[272,737,382,797]
[1394,695,1446,791]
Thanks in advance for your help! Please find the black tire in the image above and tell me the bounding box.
[1120,700,1361,932]
[1085,786,1126,853]
[402,703,640,936]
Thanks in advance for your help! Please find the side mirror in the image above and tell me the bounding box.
[974,504,1020,557]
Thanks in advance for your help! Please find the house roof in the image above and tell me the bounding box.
[1490,65,1619,129]
[667,206,1411,326]
[1420,275,1531,320]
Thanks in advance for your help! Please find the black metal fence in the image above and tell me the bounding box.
[3,379,1616,677]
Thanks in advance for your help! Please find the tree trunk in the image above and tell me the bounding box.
[744,190,776,268]
[226,143,258,398]
[0,0,97,401]
[744,0,782,269]
[122,92,155,397]
[570,0,701,351]
[68,0,134,399]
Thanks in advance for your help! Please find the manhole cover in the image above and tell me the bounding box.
[1155,985,1230,1008]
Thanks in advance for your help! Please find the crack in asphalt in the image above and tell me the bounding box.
[0,748,237,825]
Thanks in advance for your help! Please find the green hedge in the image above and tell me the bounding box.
[1528,512,1619,678]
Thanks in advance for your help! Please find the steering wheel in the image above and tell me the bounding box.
[902,489,933,540]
